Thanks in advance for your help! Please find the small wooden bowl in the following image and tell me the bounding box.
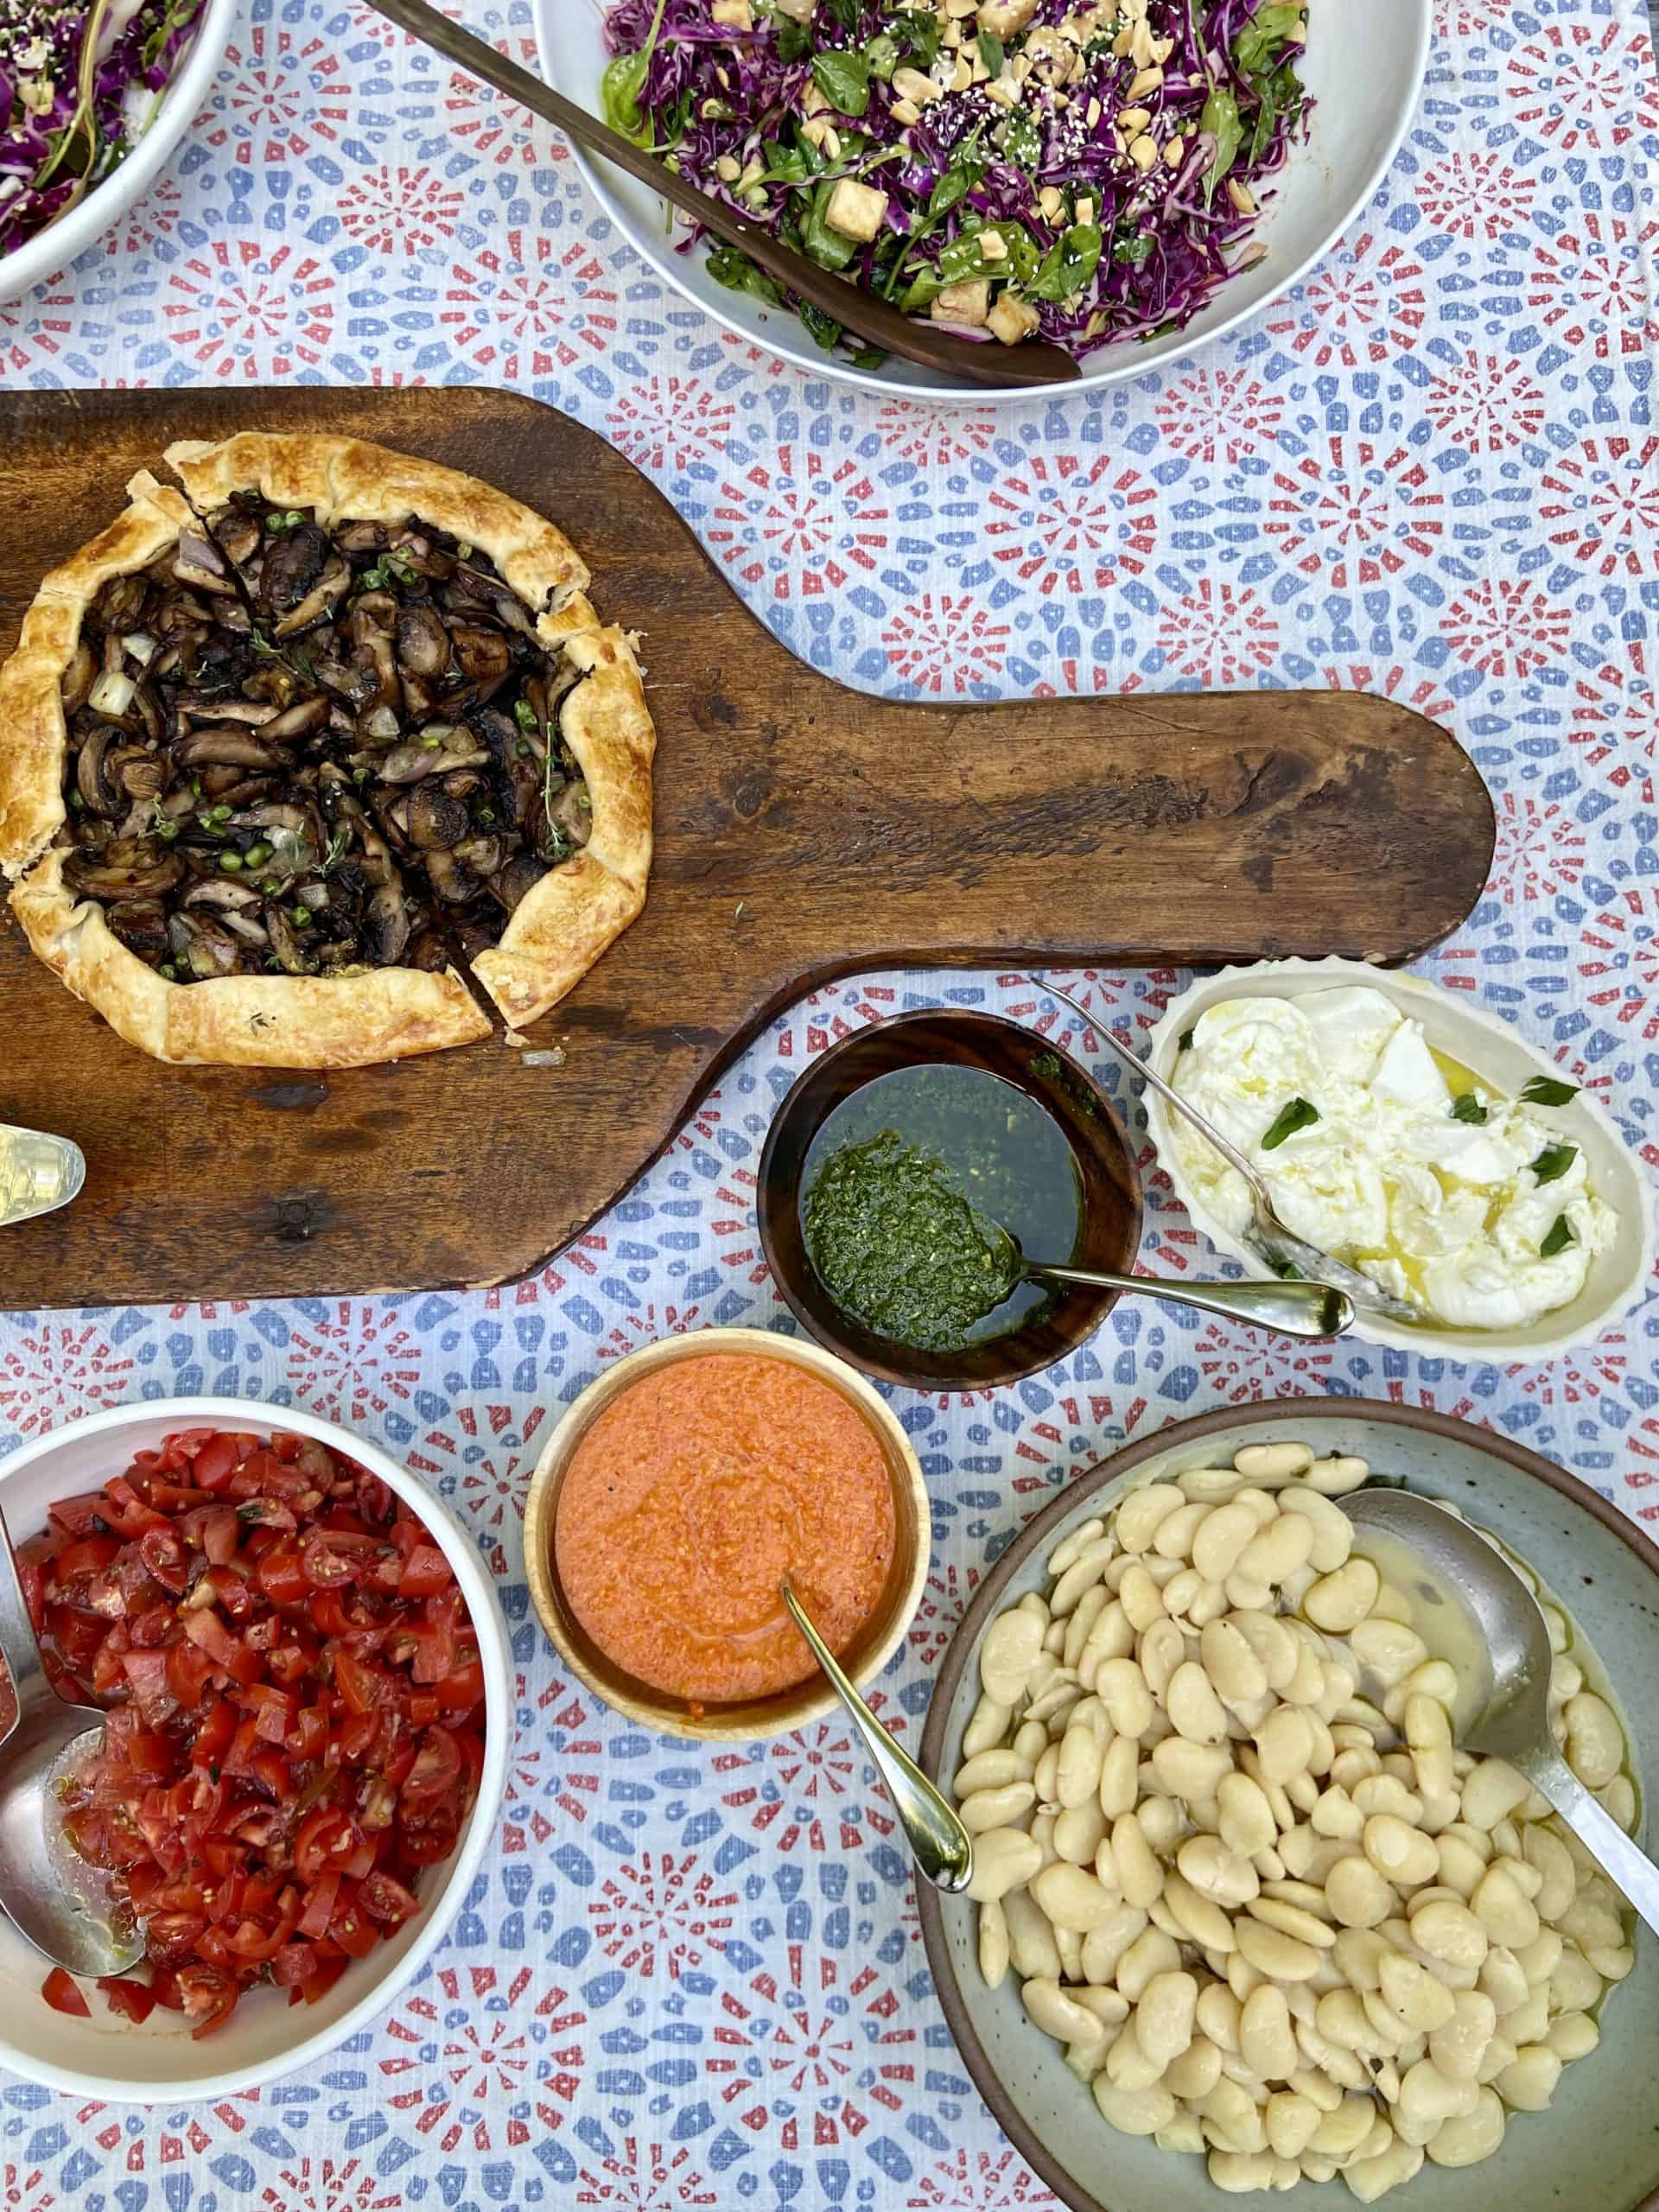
[523,1326,930,1743]
[757,1011,1144,1390]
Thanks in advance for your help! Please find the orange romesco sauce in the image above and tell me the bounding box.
[554,1353,897,1705]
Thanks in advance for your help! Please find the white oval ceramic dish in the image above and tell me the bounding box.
[537,0,1431,401]
[917,1400,1658,2212]
[0,1397,511,2101]
[1142,958,1656,1364]
[0,0,236,308]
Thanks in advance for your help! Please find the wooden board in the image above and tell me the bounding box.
[0,388,1496,1309]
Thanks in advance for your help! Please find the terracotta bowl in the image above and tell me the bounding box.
[756,1010,1144,1390]
[523,1326,929,1742]
[915,1399,1658,2212]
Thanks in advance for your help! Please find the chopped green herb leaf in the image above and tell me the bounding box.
[810,46,871,117]
[1262,1096,1319,1150]
[1540,1214,1575,1259]
[1521,1075,1580,1107]
[1450,1092,1489,1125]
[1530,1142,1578,1186]
[1027,222,1103,303]
[1199,85,1243,200]
[977,28,1003,76]
[1179,1027,1196,1051]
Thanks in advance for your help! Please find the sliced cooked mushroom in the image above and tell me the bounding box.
[365,879,411,964]
[449,624,512,685]
[491,854,550,912]
[378,734,489,782]
[261,523,328,614]
[273,555,352,639]
[183,878,264,912]
[266,906,314,976]
[211,510,263,568]
[262,696,331,744]
[396,605,450,677]
[115,749,167,803]
[455,833,504,878]
[167,910,240,977]
[404,787,470,849]
[65,845,186,898]
[553,781,593,849]
[61,640,96,715]
[175,696,281,726]
[174,731,293,772]
[76,728,123,817]
[174,534,237,595]
[424,847,480,904]
[105,899,169,960]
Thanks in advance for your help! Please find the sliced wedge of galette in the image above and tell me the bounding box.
[0,433,654,1066]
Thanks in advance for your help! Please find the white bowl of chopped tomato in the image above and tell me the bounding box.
[0,1398,509,2100]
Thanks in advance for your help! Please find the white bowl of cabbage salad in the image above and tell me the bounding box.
[1144,959,1654,1363]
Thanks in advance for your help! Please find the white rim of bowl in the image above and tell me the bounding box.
[1141,958,1658,1363]
[0,1395,512,2102]
[538,0,1431,402]
[0,0,238,308]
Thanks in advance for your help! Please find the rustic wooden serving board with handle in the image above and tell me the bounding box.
[0,388,1495,1310]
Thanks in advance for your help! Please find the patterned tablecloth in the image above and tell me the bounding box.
[3,0,1659,2203]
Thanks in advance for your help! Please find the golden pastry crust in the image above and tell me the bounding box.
[12,849,493,1067]
[474,626,656,1030]
[0,471,191,876]
[0,437,656,1067]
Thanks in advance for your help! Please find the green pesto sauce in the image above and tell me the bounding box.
[799,1064,1083,1352]
[803,1130,1018,1351]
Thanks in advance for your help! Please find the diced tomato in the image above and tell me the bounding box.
[41,1967,90,2017]
[175,1963,238,2038]
[358,1871,420,1924]
[98,1974,156,2024]
[397,1546,453,1599]
[28,1423,485,2041]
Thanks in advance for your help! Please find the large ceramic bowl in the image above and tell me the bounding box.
[0,0,237,308]
[537,0,1431,401]
[1143,957,1656,1365]
[0,1398,512,2101]
[916,1400,1657,2212]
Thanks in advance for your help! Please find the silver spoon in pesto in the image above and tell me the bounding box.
[995,1233,1351,1341]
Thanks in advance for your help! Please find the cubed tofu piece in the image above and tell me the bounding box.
[987,291,1040,345]
[977,0,1041,35]
[711,0,752,25]
[931,279,991,327]
[823,177,890,244]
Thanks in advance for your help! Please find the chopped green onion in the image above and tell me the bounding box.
[513,698,538,732]
[290,906,312,926]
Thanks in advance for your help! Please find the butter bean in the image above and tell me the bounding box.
[982,1608,1046,1705]
[1262,2088,1319,2159]
[1091,2077,1174,2137]
[953,1748,1032,1796]
[1136,1967,1198,2067]
[1047,1517,1105,1578]
[1477,1943,1529,2017]
[1200,1617,1268,1705]
[1305,1454,1369,1496]
[1344,2135,1424,2202]
[1032,1859,1121,1932]
[1053,1797,1109,1866]
[1545,2008,1599,2063]
[1154,2110,1205,2157]
[1363,1814,1439,1890]
[1349,1616,1430,1691]
[1022,1975,1103,2047]
[962,1693,1013,1761]
[1563,1691,1624,1789]
[1218,1772,1279,1858]
[1033,1744,1060,1804]
[1248,1895,1336,1951]
[1050,1537,1116,1619]
[1001,1887,1061,1980]
[1167,1659,1230,1745]
[1302,1555,1380,1635]
[960,1780,1037,1835]
[1458,1756,1529,1832]
[1177,1832,1260,1908]
[1236,1918,1323,1981]
[1404,1694,1454,1801]
[1151,1734,1233,1803]
[1114,1483,1186,1554]
[1112,1811,1165,1911]
[1079,1903,1147,1985]
[966,1827,1043,1903]
[1077,1599,1134,1688]
[1427,1988,1496,2082]
[1061,1584,1108,1672]
[1410,1898,1487,1972]
[1012,1718,1047,1764]
[977,1899,1009,1989]
[1326,1854,1395,1930]
[1516,1927,1564,1987]
[1056,1713,1107,1809]
[1097,1731,1140,1819]
[1197,1980,1243,2052]
[1309,2093,1376,2159]
[1234,1441,1313,1484]
[1152,1499,1211,1561]
[1118,1560,1166,1633]
[1255,1706,1314,1786]
[1200,2075,1267,2154]
[1237,1512,1314,1592]
[1095,1656,1154,1739]
[1239,1982,1299,2080]
[1497,2043,1561,2112]
[1471,1864,1539,1949]
[1116,1927,1182,2003]
[1206,2151,1275,2195]
[1164,2031,1224,2101]
[1426,2085,1506,2168]
[1434,1833,1488,1900]
[1163,1870,1237,1954]
[1179,1465,1249,1503]
[1312,1785,1364,1843]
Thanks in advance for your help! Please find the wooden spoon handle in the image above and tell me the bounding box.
[365,0,1079,390]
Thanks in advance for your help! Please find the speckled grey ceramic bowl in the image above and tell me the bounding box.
[917,1401,1658,2212]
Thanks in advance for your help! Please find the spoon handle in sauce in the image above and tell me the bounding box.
[780,1580,973,1895]
[1020,1261,1352,1342]
[1505,1738,1659,1940]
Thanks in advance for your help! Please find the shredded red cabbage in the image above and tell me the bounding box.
[1,0,209,259]
[600,0,1310,365]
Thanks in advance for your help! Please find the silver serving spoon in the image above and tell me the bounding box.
[781,1579,973,1895]
[1347,1489,1659,1938]
[1001,1232,1352,1340]
[1022,978,1421,1326]
[0,1503,141,1977]
[0,1128,85,1230]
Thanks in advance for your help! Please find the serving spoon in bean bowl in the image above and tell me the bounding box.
[1347,1488,1659,1938]
[0,1504,142,1977]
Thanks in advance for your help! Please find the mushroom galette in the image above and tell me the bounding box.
[0,433,654,1065]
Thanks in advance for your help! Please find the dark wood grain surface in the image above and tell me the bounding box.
[0,387,1496,1310]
